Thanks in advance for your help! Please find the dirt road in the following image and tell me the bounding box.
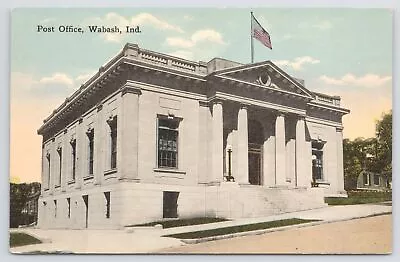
[159,214,392,254]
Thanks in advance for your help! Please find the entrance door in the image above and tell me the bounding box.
[83,195,88,228]
[248,145,262,185]
[163,191,179,218]
[248,120,264,185]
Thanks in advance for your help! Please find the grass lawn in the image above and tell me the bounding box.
[130,217,229,229]
[164,218,319,239]
[325,191,392,205]
[10,232,42,248]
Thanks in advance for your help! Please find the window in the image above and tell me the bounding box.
[158,117,180,168]
[67,198,71,218]
[86,128,94,175]
[57,147,62,186]
[374,174,380,186]
[163,191,179,218]
[363,173,370,185]
[107,116,117,169]
[104,192,110,219]
[312,141,324,181]
[70,139,76,181]
[46,153,51,188]
[54,200,57,218]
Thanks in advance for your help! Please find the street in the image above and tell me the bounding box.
[159,214,392,254]
[10,204,392,254]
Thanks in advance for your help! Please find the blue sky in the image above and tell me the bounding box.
[10,8,392,182]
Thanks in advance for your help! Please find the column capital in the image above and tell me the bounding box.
[276,111,286,118]
[210,97,225,105]
[96,103,103,112]
[297,114,306,121]
[198,100,209,107]
[120,81,142,96]
[239,102,251,110]
[336,126,344,132]
[120,85,142,96]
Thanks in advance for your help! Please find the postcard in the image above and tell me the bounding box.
[9,8,392,254]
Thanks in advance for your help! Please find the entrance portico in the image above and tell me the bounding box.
[213,98,310,189]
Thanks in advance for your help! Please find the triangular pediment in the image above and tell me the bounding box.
[210,61,314,99]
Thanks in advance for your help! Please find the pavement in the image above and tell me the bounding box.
[9,202,392,254]
[160,214,392,254]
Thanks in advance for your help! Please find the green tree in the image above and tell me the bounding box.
[375,110,392,181]
[343,138,364,190]
[9,182,41,228]
[343,111,392,190]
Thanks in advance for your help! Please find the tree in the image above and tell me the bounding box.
[9,182,41,228]
[375,110,392,180]
[343,138,364,190]
[343,111,392,190]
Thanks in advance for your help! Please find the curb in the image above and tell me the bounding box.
[177,211,392,244]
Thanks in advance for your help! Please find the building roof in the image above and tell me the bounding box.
[37,43,349,137]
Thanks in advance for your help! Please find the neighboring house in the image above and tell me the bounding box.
[37,43,349,229]
[21,186,41,226]
[357,171,391,191]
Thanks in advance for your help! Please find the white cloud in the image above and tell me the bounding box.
[191,29,225,45]
[86,12,184,43]
[167,50,194,60]
[166,37,194,48]
[39,73,74,87]
[273,56,320,71]
[313,20,333,30]
[11,71,84,98]
[319,74,392,88]
[130,13,183,33]
[166,29,226,49]
[75,71,96,83]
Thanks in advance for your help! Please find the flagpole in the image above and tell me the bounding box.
[250,11,254,63]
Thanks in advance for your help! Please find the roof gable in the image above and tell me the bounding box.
[210,61,314,99]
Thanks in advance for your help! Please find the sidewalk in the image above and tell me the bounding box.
[9,203,392,254]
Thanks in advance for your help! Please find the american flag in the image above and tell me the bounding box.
[251,14,272,49]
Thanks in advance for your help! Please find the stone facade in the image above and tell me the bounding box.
[37,43,349,229]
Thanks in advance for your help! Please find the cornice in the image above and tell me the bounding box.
[307,101,350,115]
[120,83,142,96]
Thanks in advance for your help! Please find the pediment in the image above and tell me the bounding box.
[211,61,313,99]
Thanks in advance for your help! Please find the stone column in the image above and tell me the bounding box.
[275,112,286,186]
[237,104,249,184]
[40,145,46,194]
[119,82,141,181]
[61,130,68,192]
[295,116,308,187]
[198,101,210,184]
[94,104,104,185]
[49,139,56,194]
[336,127,345,192]
[285,121,296,185]
[263,124,275,186]
[212,99,224,183]
[75,118,85,189]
